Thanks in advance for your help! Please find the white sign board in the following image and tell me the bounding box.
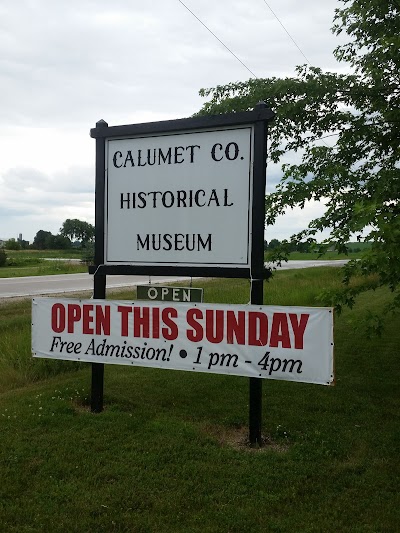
[32,298,334,386]
[105,126,253,267]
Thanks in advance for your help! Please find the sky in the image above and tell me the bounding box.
[0,0,348,243]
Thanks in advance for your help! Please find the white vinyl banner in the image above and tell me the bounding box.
[32,298,334,385]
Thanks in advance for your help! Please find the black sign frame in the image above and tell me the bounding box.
[89,103,275,446]
[89,104,274,280]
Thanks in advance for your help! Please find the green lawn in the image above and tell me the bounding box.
[0,249,87,277]
[0,269,399,532]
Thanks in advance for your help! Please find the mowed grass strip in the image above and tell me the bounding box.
[0,261,88,278]
[0,249,87,278]
[0,268,399,532]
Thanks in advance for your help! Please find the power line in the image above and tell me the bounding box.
[262,0,312,65]
[177,0,337,150]
[177,0,258,78]
[261,1,335,148]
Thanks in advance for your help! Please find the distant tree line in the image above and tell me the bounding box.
[32,219,95,250]
[1,219,95,251]
[264,239,368,254]
[1,238,30,250]
[0,248,6,267]
[264,239,311,253]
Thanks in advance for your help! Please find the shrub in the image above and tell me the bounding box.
[81,242,95,265]
[0,248,7,267]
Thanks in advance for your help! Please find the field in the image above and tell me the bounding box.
[0,268,399,531]
[0,249,87,278]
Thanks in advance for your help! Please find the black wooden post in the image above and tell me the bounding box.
[91,119,108,413]
[249,102,269,445]
[88,109,274,422]
[91,273,106,412]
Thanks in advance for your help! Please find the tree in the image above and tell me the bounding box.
[60,219,94,246]
[50,234,72,250]
[296,242,311,254]
[266,239,281,251]
[81,242,95,265]
[4,238,20,250]
[0,249,7,267]
[19,239,30,250]
[32,230,54,250]
[197,0,399,332]
[31,230,72,250]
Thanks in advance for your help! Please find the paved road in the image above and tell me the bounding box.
[0,274,194,299]
[266,259,349,270]
[0,260,349,299]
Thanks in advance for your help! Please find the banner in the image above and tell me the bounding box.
[32,298,334,385]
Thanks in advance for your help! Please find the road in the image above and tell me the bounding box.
[0,274,194,299]
[266,259,349,270]
[0,260,349,299]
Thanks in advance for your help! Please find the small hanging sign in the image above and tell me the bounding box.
[137,285,203,303]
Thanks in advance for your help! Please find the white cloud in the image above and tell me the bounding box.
[0,166,94,240]
[0,0,346,242]
[266,200,330,242]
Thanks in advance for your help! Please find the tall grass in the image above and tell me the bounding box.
[0,300,83,392]
[5,249,82,260]
[0,268,399,531]
[0,249,86,277]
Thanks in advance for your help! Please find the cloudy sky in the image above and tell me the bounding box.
[0,0,347,243]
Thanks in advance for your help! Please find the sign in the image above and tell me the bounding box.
[137,285,203,303]
[32,298,334,386]
[105,126,253,267]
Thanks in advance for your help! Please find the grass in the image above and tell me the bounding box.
[0,249,87,277]
[5,249,82,260]
[0,269,399,531]
[0,261,88,278]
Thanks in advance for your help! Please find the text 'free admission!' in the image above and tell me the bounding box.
[32,298,334,386]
